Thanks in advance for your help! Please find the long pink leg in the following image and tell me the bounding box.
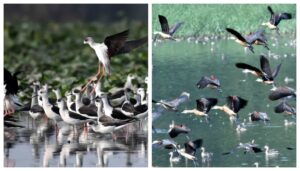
[81,63,102,92]
[89,64,105,95]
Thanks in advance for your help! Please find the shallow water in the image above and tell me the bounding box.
[152,36,296,167]
[4,114,148,167]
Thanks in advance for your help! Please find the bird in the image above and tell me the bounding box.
[87,97,136,135]
[274,101,296,116]
[249,111,270,122]
[56,99,92,129]
[29,81,44,119]
[177,138,203,161]
[200,147,213,163]
[196,76,221,92]
[235,55,281,85]
[222,140,262,155]
[212,96,247,117]
[181,98,218,119]
[82,30,147,91]
[226,28,269,53]
[169,151,181,164]
[152,139,178,150]
[154,15,183,41]
[269,86,296,101]
[168,120,191,138]
[236,123,247,133]
[152,92,190,111]
[284,119,296,126]
[264,145,279,157]
[262,6,292,33]
[4,68,22,115]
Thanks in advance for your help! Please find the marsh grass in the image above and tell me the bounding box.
[4,21,147,101]
[152,4,296,36]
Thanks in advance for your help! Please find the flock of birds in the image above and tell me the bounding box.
[4,29,149,160]
[152,6,296,167]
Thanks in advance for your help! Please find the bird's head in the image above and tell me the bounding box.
[83,37,94,44]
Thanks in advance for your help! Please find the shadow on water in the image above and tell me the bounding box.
[4,113,148,167]
[152,36,296,167]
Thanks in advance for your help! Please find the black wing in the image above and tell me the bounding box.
[158,15,170,34]
[111,109,134,120]
[184,139,203,156]
[169,22,184,36]
[235,63,263,76]
[78,106,97,117]
[68,111,90,120]
[226,28,247,43]
[117,37,147,55]
[104,29,129,58]
[260,55,273,78]
[30,105,44,113]
[272,63,282,79]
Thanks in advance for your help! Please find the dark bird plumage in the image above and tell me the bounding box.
[269,86,296,101]
[227,96,248,113]
[196,75,221,91]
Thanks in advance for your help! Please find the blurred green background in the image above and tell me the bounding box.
[152,4,296,36]
[4,4,148,101]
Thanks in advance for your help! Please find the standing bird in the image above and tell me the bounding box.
[196,76,221,92]
[262,6,292,34]
[182,98,218,119]
[226,28,269,53]
[154,15,183,41]
[235,55,281,85]
[82,30,147,91]
[212,96,247,118]
[4,68,22,115]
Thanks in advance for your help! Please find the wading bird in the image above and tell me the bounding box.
[82,30,147,91]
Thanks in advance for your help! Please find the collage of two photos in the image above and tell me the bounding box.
[3,3,296,168]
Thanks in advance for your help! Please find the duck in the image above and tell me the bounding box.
[181,97,218,119]
[177,138,203,161]
[152,92,190,111]
[152,139,178,150]
[168,120,191,138]
[154,15,183,41]
[196,75,221,92]
[235,55,281,85]
[212,96,247,117]
[262,6,292,34]
[269,86,296,101]
[226,28,269,53]
[249,111,270,122]
[274,101,296,115]
[264,145,279,157]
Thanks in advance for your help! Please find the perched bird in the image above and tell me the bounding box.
[152,92,190,111]
[262,6,292,33]
[212,96,247,117]
[249,111,270,122]
[181,98,218,118]
[196,75,221,92]
[274,101,296,116]
[226,28,269,53]
[168,120,191,138]
[4,68,22,115]
[236,55,281,85]
[269,86,296,101]
[82,30,147,91]
[154,15,183,41]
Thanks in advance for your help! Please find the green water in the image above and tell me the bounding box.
[152,37,296,167]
